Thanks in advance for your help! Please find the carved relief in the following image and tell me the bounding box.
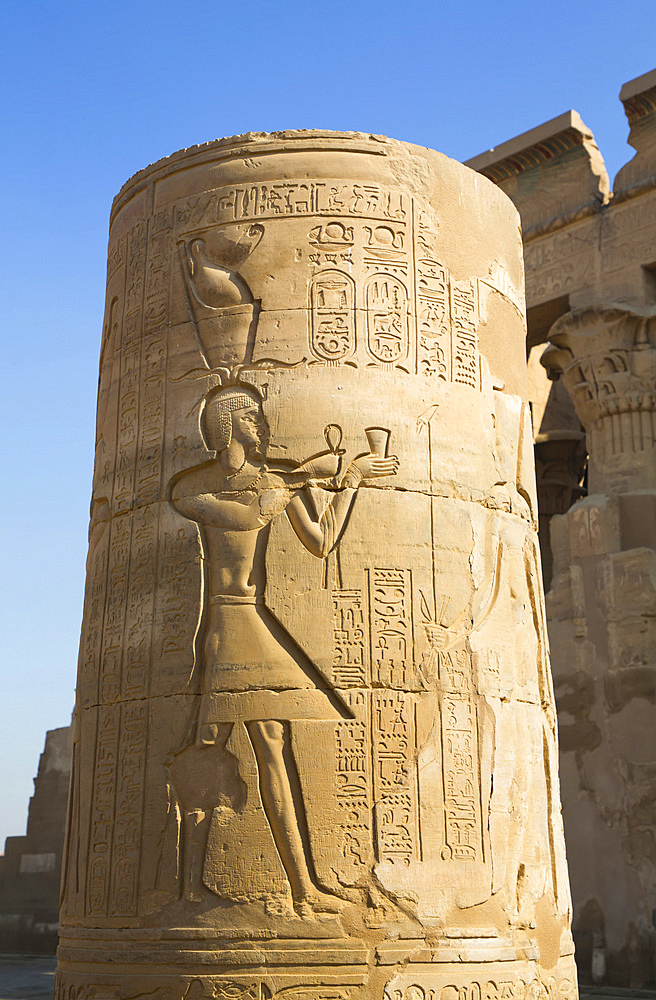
[523,224,596,304]
[544,306,656,491]
[363,224,408,277]
[368,568,414,689]
[332,589,369,687]
[309,270,356,365]
[307,222,355,266]
[334,691,373,875]
[61,133,576,996]
[86,706,119,916]
[365,275,410,369]
[169,335,399,913]
[420,599,484,865]
[176,180,407,230]
[437,647,483,862]
[372,691,418,866]
[384,978,577,1000]
[331,568,418,871]
[54,976,264,1000]
[451,280,480,389]
[415,219,451,380]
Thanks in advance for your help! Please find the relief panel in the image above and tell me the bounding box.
[309,269,356,365]
[59,133,576,997]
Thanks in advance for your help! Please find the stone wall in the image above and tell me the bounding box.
[467,68,656,988]
[0,725,72,954]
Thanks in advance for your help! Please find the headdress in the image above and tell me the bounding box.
[201,379,264,452]
[178,228,263,371]
[174,230,306,447]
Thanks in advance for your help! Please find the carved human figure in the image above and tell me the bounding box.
[170,382,398,916]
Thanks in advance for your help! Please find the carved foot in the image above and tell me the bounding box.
[295,889,345,918]
[183,889,206,903]
[264,895,294,917]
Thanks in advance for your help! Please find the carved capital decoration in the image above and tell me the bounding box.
[542,306,656,492]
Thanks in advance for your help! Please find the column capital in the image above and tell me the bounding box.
[542,306,656,492]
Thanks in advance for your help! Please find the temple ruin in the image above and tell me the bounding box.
[467,67,656,988]
[2,66,654,994]
[53,130,575,999]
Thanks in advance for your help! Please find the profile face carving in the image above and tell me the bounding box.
[201,385,268,454]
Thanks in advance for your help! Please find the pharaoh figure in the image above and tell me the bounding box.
[170,380,398,916]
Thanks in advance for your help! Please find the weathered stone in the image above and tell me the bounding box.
[0,725,72,954]
[615,68,656,195]
[543,307,656,494]
[543,308,656,988]
[466,111,610,237]
[55,131,576,1000]
[468,74,656,986]
[533,432,586,589]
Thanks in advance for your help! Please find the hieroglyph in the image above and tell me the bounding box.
[56,132,576,1000]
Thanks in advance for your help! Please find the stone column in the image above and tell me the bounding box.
[533,431,587,589]
[55,131,577,1000]
[543,307,656,985]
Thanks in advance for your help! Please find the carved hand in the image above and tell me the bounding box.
[424,622,467,652]
[345,453,399,485]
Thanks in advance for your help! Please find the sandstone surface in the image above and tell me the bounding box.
[0,726,72,954]
[467,70,656,986]
[55,131,576,1000]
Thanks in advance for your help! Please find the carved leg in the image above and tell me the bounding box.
[247,720,343,916]
[174,722,235,902]
[181,809,211,902]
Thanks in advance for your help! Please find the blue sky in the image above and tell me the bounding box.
[0,0,652,850]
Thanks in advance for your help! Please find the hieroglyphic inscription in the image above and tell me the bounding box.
[309,270,356,365]
[114,221,147,514]
[415,217,450,379]
[83,219,148,916]
[369,570,417,865]
[451,279,480,389]
[85,210,174,918]
[99,513,131,705]
[88,338,136,915]
[292,202,483,379]
[363,224,408,277]
[53,975,265,1000]
[107,211,173,916]
[365,275,409,369]
[335,691,373,873]
[107,235,127,279]
[372,692,417,865]
[160,527,193,659]
[524,225,596,303]
[86,706,119,916]
[368,568,414,688]
[110,701,147,915]
[176,180,408,230]
[123,507,156,698]
[438,646,483,862]
[106,235,127,280]
[306,222,354,267]
[136,211,170,508]
[331,572,418,868]
[77,521,111,708]
[273,987,353,1000]
[385,977,577,1000]
[331,588,369,687]
[107,508,152,917]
